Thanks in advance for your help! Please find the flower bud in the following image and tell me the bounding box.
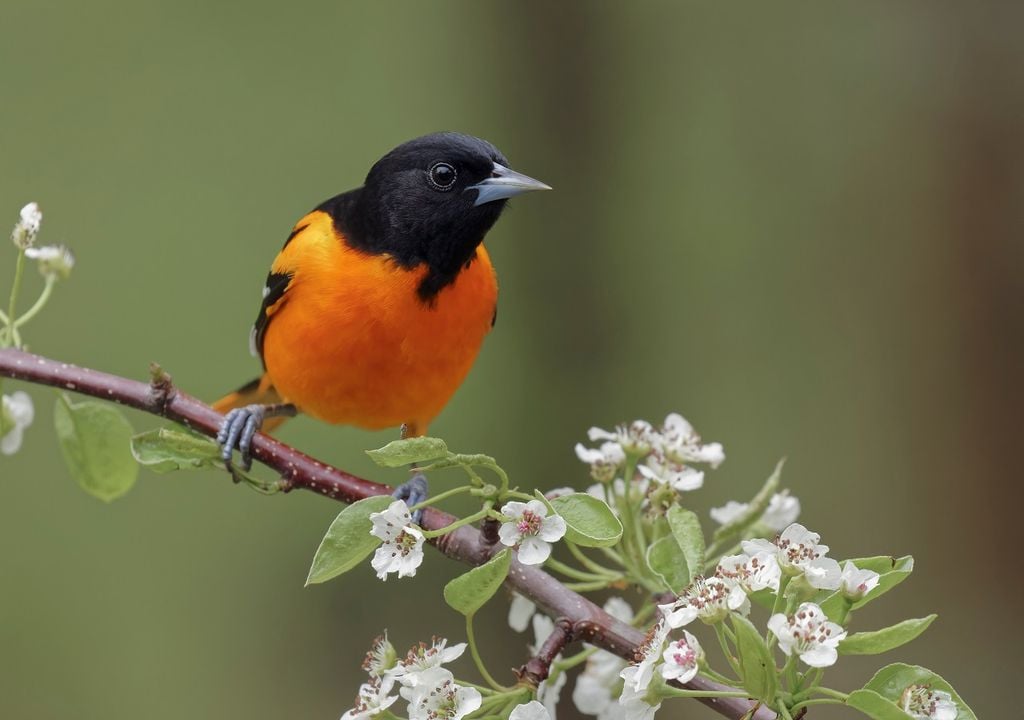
[11,202,42,249]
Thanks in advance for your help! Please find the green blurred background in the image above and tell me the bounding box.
[1,2,1020,718]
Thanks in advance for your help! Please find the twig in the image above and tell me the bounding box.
[517,617,573,686]
[0,347,775,720]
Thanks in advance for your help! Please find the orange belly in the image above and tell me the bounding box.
[261,214,497,432]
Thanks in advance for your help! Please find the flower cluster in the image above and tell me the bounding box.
[369,500,425,580]
[342,634,479,720]
[576,413,724,495]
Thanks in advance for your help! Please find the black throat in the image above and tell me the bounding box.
[316,188,504,302]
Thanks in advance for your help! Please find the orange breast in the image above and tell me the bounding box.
[260,211,497,433]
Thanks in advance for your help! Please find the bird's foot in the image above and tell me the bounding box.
[217,402,296,472]
[392,473,428,525]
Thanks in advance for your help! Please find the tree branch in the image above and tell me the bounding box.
[0,347,775,720]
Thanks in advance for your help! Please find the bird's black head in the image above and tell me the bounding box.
[333,132,549,300]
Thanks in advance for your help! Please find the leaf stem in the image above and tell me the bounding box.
[563,579,614,592]
[552,646,596,673]
[421,506,491,538]
[13,274,56,329]
[808,686,848,701]
[714,623,744,679]
[3,249,26,347]
[546,557,615,583]
[661,687,752,699]
[789,698,843,713]
[765,574,791,648]
[465,613,509,692]
[410,483,474,510]
[566,540,623,575]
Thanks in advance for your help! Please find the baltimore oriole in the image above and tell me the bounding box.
[214,132,549,507]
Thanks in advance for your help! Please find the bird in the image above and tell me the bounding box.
[213,132,549,509]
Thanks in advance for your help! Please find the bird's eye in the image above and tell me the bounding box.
[427,162,457,191]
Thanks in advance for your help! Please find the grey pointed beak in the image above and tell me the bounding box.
[468,163,551,206]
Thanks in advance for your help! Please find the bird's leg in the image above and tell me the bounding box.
[393,422,427,523]
[392,473,429,524]
[217,403,297,471]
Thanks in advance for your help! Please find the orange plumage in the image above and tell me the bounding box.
[259,210,497,435]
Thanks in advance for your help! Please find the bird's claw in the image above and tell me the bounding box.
[392,473,429,525]
[217,404,266,471]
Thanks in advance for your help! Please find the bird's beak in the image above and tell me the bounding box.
[468,163,552,206]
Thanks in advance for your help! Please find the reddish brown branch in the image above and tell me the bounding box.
[517,617,574,686]
[0,348,775,720]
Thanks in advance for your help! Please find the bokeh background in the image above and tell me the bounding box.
[1,2,1020,718]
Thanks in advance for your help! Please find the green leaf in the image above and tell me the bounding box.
[131,427,221,473]
[443,549,511,616]
[54,394,138,502]
[666,506,704,584]
[730,614,778,703]
[645,536,689,592]
[305,495,393,586]
[846,689,914,720]
[839,615,936,655]
[366,437,448,467]
[549,493,622,548]
[863,663,977,720]
[820,555,915,619]
[846,555,905,574]
[853,556,914,609]
[710,459,784,546]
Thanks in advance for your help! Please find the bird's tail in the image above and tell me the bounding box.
[212,375,291,433]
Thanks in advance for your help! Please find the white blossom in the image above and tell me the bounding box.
[767,602,847,668]
[900,684,959,720]
[710,492,801,532]
[369,500,425,580]
[508,592,537,633]
[510,700,552,720]
[393,637,467,687]
[660,576,747,628]
[11,202,41,249]
[588,420,656,456]
[573,673,625,720]
[838,560,881,601]
[638,456,704,493]
[538,668,567,720]
[620,619,670,694]
[660,630,703,683]
[400,667,482,720]
[341,676,399,720]
[743,523,841,590]
[361,633,398,678]
[656,413,724,468]
[575,441,627,482]
[715,552,782,603]
[498,500,567,565]
[1,391,34,455]
[618,679,661,720]
[25,244,74,279]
